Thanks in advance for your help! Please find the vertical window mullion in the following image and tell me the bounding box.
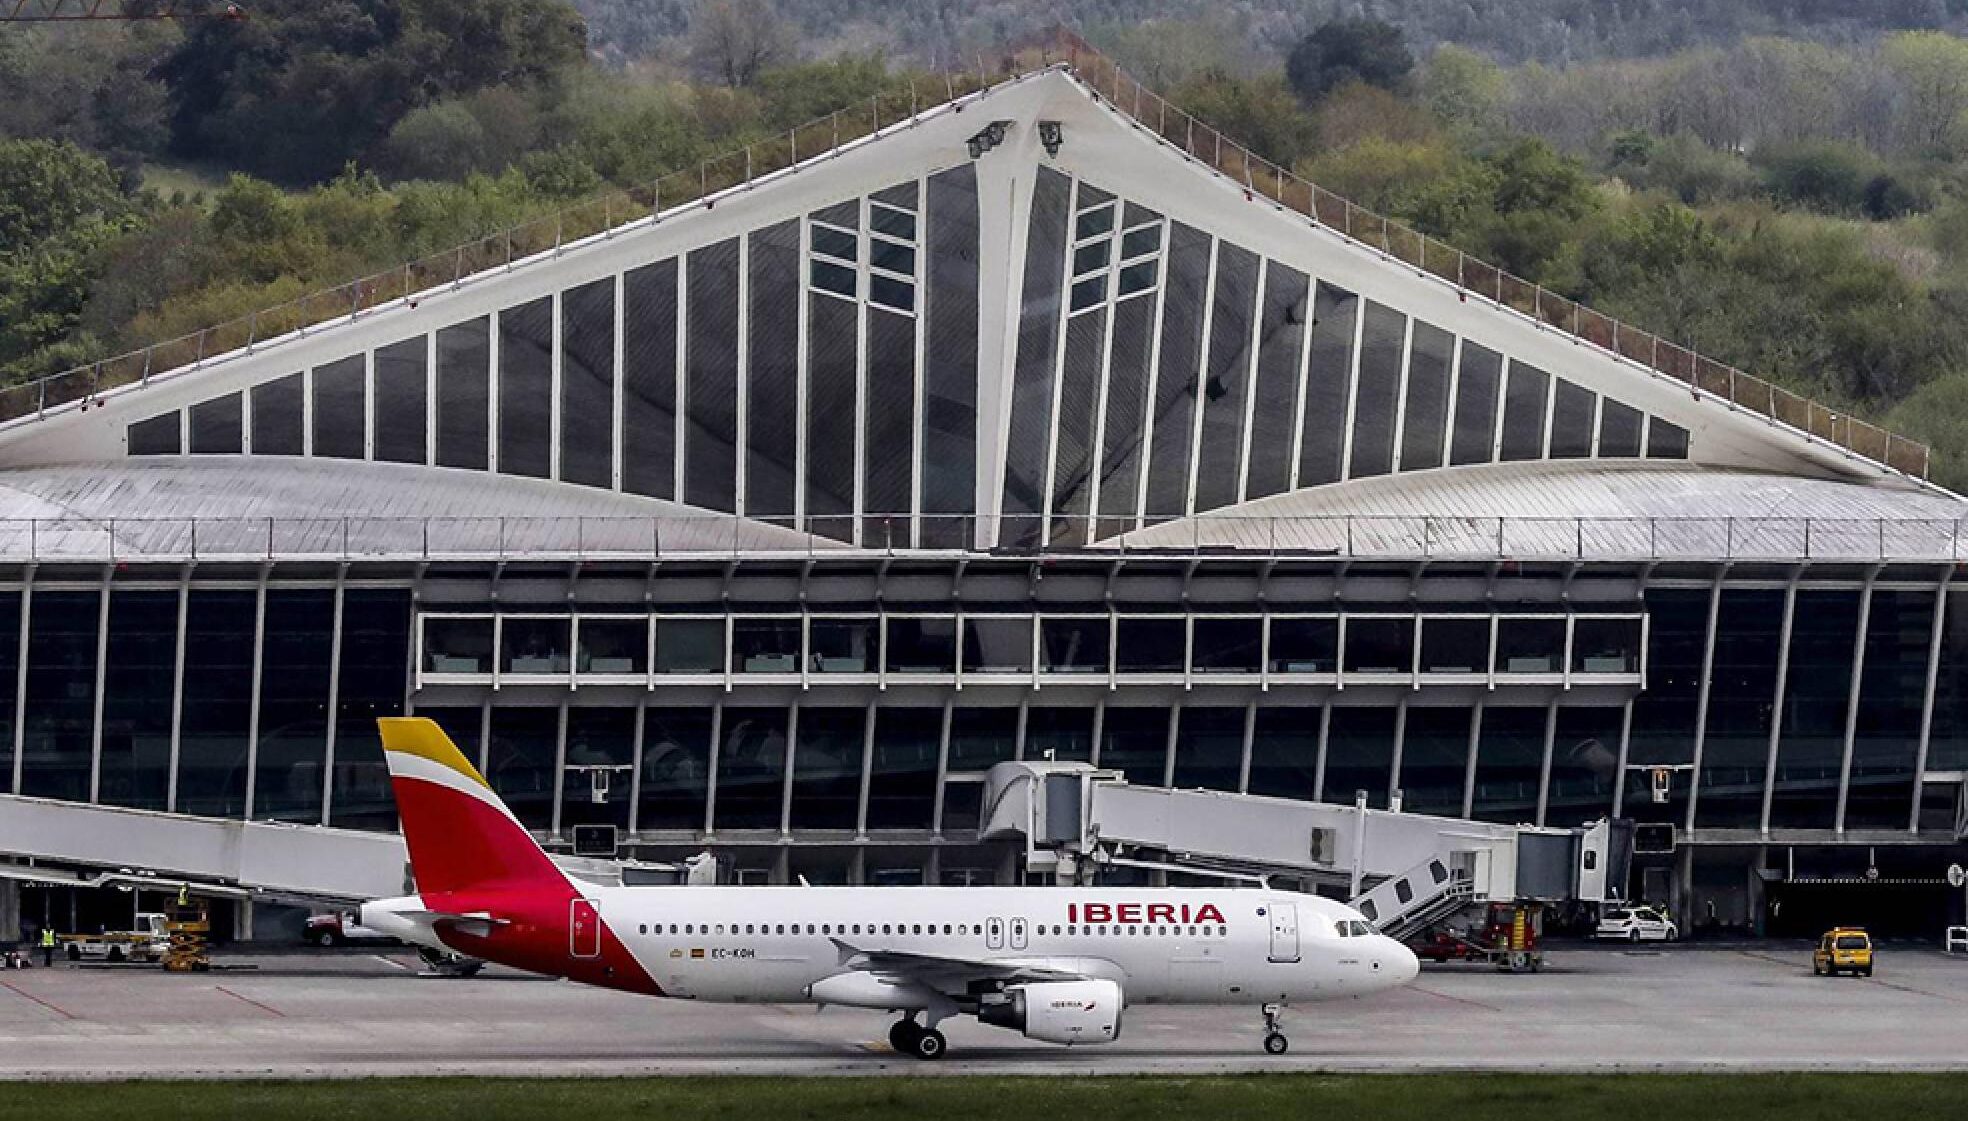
[1535,701,1557,826]
[909,175,928,548]
[1085,220,1125,536]
[1182,237,1220,516]
[242,578,267,818]
[1908,580,1950,832]
[1833,578,1877,833]
[1338,291,1367,480]
[319,577,346,824]
[1759,579,1800,835]
[1130,217,1173,532]
[1039,178,1082,538]
[1389,316,1416,473]
[364,347,377,460]
[1234,261,1269,502]
[1489,357,1509,462]
[1287,270,1318,491]
[854,201,871,543]
[612,272,626,491]
[87,579,109,803]
[1439,332,1464,470]
[796,217,811,526]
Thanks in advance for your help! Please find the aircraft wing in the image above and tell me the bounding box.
[828,938,1088,987]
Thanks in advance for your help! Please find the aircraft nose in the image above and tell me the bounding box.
[1375,936,1420,985]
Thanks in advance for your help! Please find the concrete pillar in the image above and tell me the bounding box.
[0,878,18,945]
[233,899,254,943]
[1747,846,1769,938]
[1670,844,1695,933]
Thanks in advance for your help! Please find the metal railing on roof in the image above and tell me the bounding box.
[0,33,1932,484]
[0,514,1962,563]
[1047,31,1932,482]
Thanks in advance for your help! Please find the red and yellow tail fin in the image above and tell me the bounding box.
[378,717,567,898]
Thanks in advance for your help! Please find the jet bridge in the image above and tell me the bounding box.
[980,761,1631,939]
[0,793,658,910]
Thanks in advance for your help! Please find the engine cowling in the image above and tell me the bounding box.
[977,979,1123,1045]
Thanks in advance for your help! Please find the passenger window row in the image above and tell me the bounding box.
[631,921,1231,938]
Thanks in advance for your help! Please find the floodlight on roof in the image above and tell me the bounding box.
[1038,120,1064,157]
[967,120,1012,159]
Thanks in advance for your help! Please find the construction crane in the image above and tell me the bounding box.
[2,1,243,21]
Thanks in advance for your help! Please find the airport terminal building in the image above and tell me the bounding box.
[1,49,1965,939]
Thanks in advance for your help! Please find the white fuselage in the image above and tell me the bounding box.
[581,886,1416,1006]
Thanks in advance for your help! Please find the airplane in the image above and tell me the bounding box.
[360,716,1420,1060]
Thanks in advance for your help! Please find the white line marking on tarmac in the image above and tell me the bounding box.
[373,955,411,971]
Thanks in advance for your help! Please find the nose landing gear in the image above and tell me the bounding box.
[1260,1002,1289,1055]
[889,1015,949,1060]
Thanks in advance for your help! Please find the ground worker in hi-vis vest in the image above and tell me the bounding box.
[39,926,53,967]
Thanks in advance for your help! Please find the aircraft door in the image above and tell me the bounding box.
[986,917,1004,950]
[570,898,602,959]
[1010,917,1028,950]
[1266,901,1300,963]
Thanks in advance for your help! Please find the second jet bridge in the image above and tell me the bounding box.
[980,761,1629,938]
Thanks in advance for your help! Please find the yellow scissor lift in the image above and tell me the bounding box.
[162,885,211,973]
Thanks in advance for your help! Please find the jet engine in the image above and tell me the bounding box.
[977,978,1123,1045]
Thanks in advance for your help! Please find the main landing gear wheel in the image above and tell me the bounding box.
[910,1028,948,1060]
[889,1018,947,1059]
[1260,1002,1289,1056]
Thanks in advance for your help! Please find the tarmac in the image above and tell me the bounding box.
[1,943,1965,1078]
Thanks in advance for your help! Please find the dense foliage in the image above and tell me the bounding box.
[576,0,1968,68]
[7,3,1968,485]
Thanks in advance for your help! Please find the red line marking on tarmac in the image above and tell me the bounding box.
[1406,984,1504,1013]
[214,985,285,1017]
[0,978,78,1020]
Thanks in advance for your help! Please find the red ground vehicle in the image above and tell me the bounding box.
[1410,929,1491,963]
[1406,903,1545,972]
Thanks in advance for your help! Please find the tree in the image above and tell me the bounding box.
[1753,140,1884,215]
[0,139,127,253]
[1284,18,1413,105]
[689,0,793,88]
[0,139,133,376]
[1882,30,1968,155]
[156,0,585,185]
[1169,72,1317,168]
[1420,45,1506,136]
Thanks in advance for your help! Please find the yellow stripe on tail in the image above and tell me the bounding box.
[379,716,489,788]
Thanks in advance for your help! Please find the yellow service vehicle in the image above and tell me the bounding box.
[1812,927,1874,977]
[58,912,169,964]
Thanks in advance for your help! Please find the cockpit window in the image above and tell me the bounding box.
[1349,920,1373,936]
[1334,921,1352,938]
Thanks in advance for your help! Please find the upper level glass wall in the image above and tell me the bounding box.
[994,173,1693,548]
[415,608,1643,688]
[129,175,978,550]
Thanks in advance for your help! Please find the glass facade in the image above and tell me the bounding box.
[126,175,974,549]
[984,175,1685,542]
[133,167,1689,554]
[0,567,1951,849]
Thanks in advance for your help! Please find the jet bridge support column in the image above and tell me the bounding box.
[0,877,16,943]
